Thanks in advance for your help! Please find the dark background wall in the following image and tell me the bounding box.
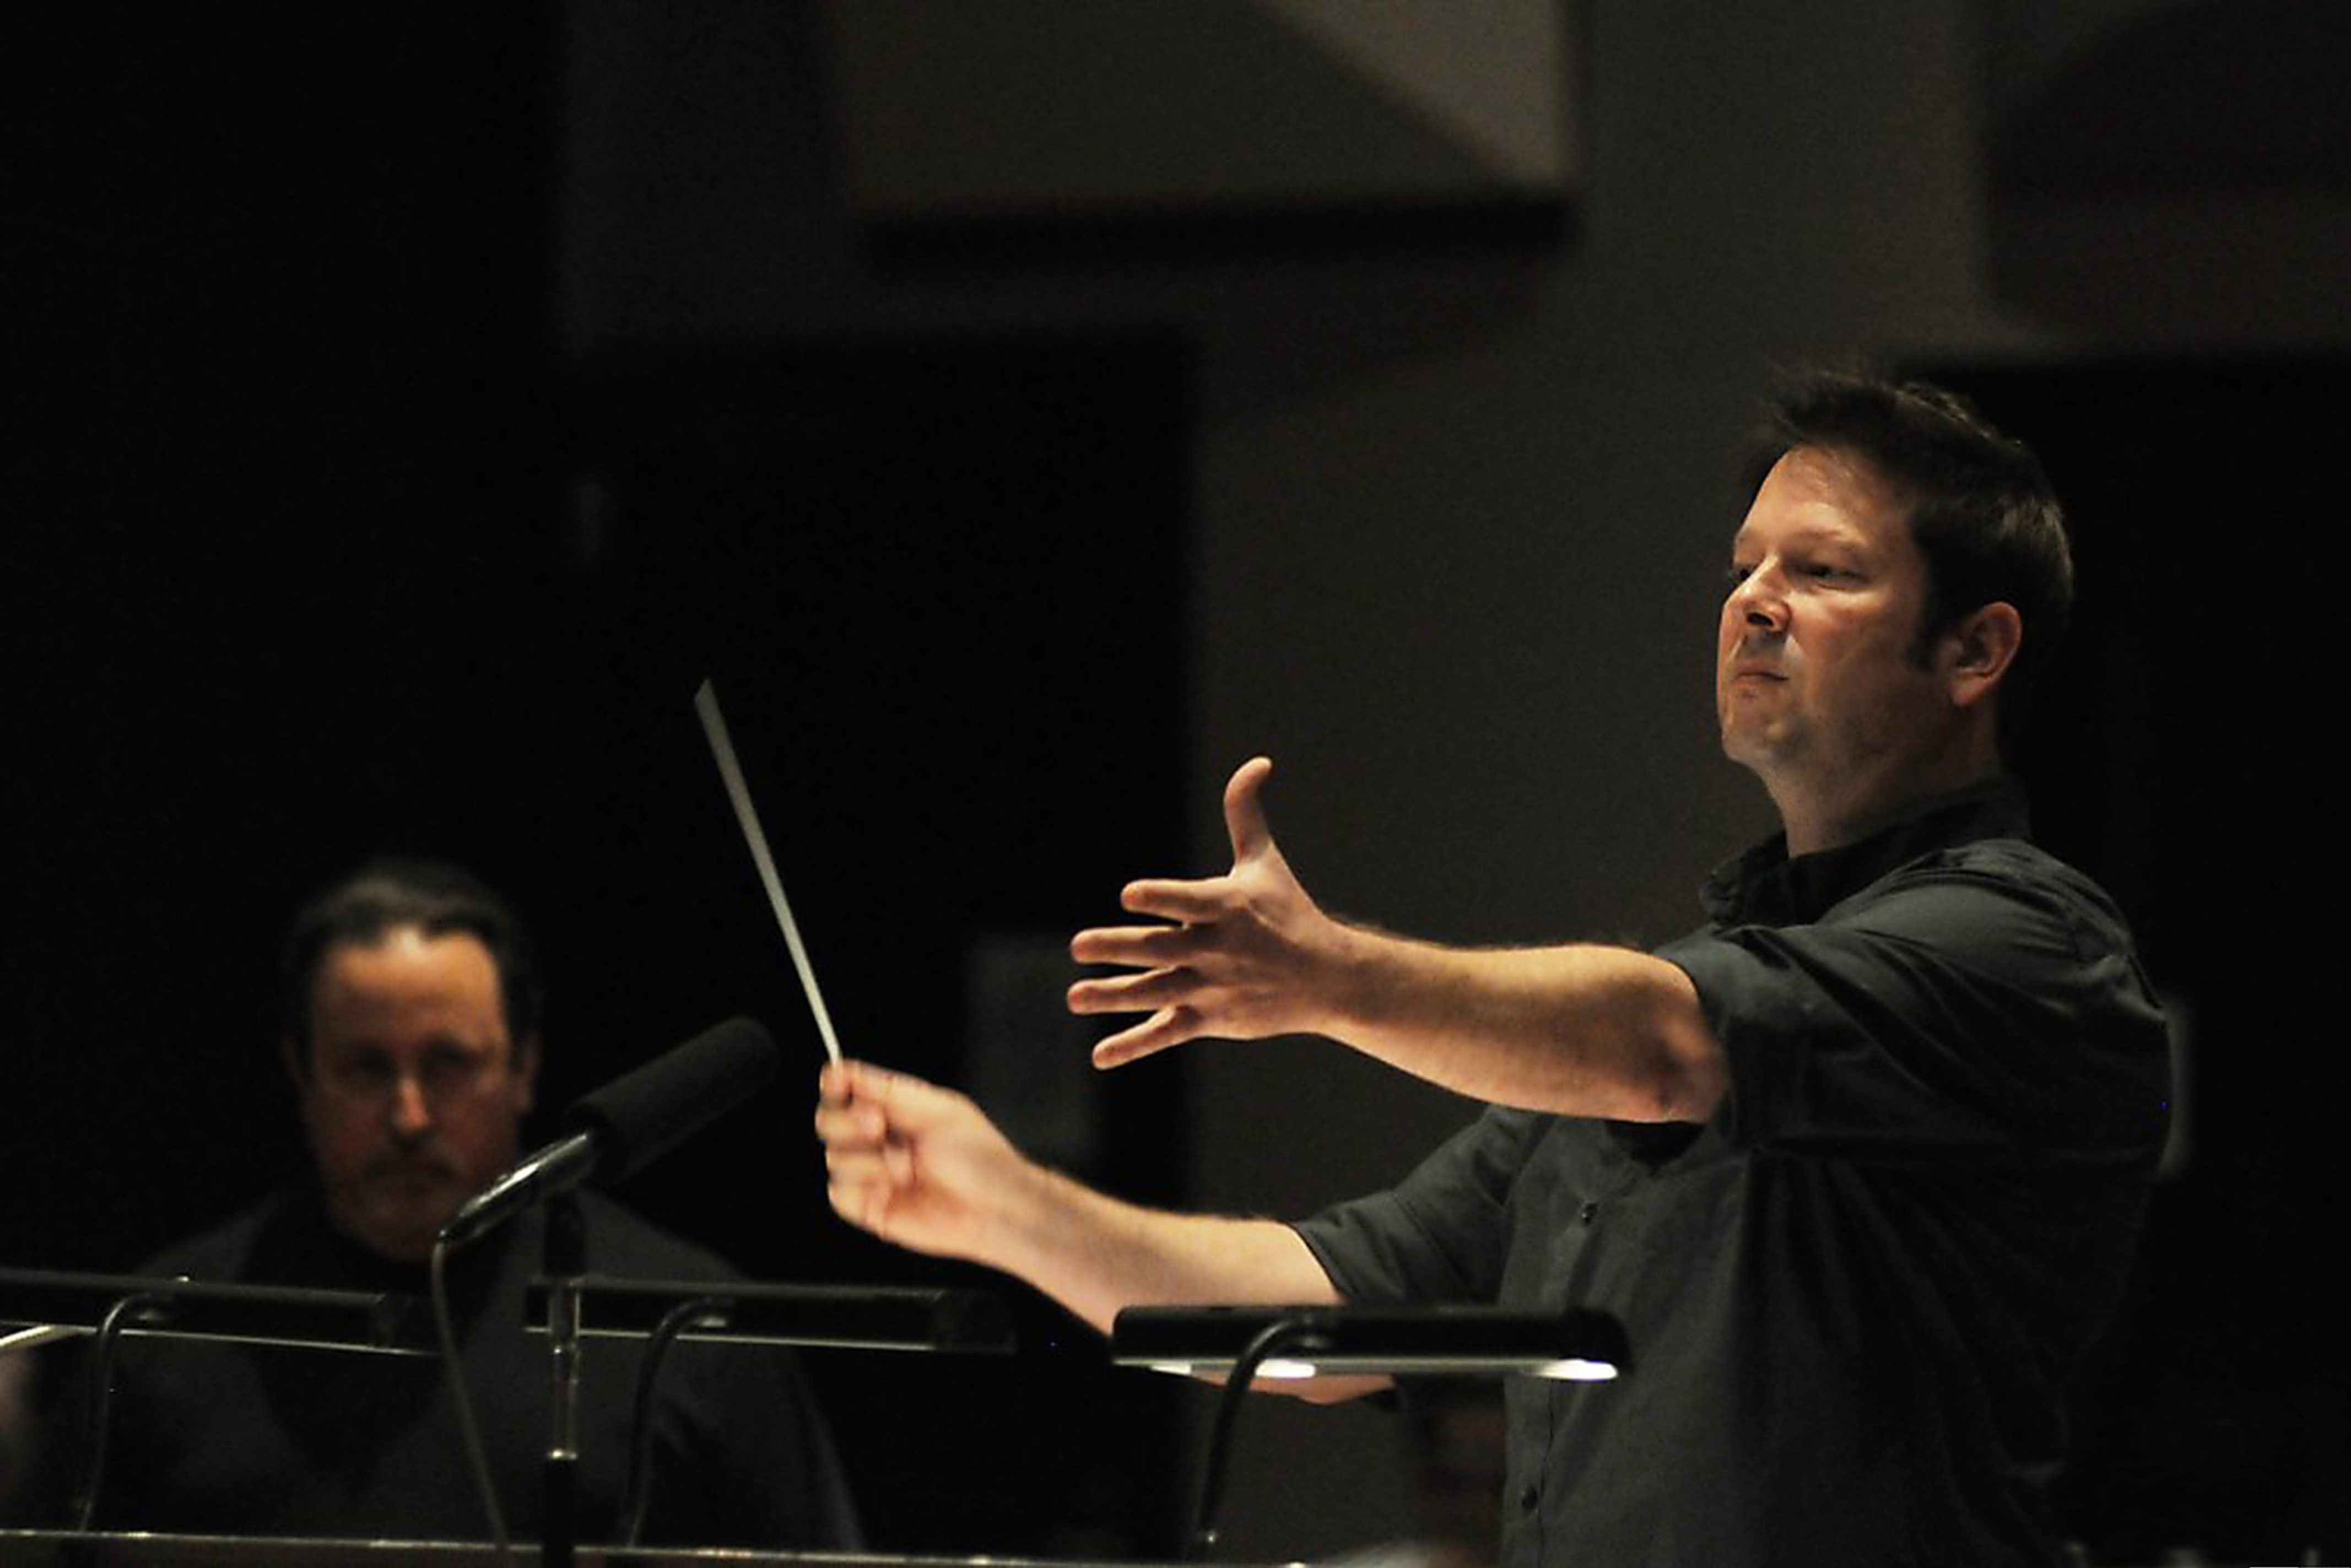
[4,9,1195,1553]
[1937,361,2350,1559]
[6,3,2348,1562]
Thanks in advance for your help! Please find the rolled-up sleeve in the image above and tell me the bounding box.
[1658,844,2169,1164]
[1291,1107,1549,1306]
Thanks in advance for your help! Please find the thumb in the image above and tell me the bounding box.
[1223,755,1278,864]
[834,1059,954,1129]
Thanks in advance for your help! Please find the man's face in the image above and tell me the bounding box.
[294,926,537,1262]
[1716,445,1950,814]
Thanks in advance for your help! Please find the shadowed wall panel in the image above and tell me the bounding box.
[821,1,1575,221]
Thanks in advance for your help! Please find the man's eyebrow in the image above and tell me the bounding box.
[1730,520,1871,555]
[322,1037,391,1056]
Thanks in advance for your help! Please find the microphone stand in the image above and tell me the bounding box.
[539,1194,585,1568]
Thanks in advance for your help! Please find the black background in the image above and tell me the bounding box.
[5,9,1195,1556]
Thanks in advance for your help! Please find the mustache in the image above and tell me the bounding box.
[360,1143,463,1183]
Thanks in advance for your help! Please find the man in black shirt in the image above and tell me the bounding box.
[9,861,859,1548]
[814,372,2170,1565]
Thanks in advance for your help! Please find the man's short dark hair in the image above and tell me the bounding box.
[279,858,542,1067]
[1744,370,2074,753]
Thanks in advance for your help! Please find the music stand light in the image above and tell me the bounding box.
[1111,1304,1629,1560]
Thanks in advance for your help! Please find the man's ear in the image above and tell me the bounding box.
[1945,601,2023,712]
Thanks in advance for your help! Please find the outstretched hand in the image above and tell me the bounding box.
[815,1060,1031,1263]
[1067,756,1350,1068]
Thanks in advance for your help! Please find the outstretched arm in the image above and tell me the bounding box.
[1066,758,1727,1124]
[815,1060,1342,1335]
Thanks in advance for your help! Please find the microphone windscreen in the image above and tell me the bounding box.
[563,1015,780,1185]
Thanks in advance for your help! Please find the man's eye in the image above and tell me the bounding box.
[419,1049,482,1086]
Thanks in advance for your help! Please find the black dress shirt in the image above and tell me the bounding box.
[15,1186,860,1550]
[1294,781,2170,1567]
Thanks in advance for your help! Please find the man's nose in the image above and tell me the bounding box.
[387,1074,435,1137]
[1727,565,1788,631]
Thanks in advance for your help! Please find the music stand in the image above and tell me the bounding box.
[1111,1304,1628,1559]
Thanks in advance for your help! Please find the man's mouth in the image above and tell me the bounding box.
[366,1155,461,1192]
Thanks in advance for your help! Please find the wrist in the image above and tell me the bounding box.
[981,1152,1081,1277]
[1312,916,1409,1042]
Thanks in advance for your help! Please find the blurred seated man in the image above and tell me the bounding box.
[5,859,858,1549]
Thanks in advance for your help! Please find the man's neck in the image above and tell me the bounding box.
[1771,753,2006,858]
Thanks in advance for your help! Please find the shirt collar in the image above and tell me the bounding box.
[269,1180,520,1306]
[1699,776,2032,928]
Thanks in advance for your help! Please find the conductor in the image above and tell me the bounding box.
[817,371,2171,1567]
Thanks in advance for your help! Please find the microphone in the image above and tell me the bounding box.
[439,1016,780,1248]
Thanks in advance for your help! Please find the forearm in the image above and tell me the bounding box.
[986,1167,1383,1401]
[982,1160,1341,1335]
[819,1061,1348,1375]
[1068,759,1725,1118]
[1318,925,1725,1123]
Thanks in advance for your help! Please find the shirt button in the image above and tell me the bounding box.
[1577,1202,1598,1226]
[1517,1484,1541,1511]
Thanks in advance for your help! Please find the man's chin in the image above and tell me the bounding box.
[337,1182,468,1262]
[1718,712,1800,770]
[1717,728,1772,770]
[363,1226,444,1263]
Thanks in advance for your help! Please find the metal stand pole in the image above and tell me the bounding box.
[539,1196,585,1568]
